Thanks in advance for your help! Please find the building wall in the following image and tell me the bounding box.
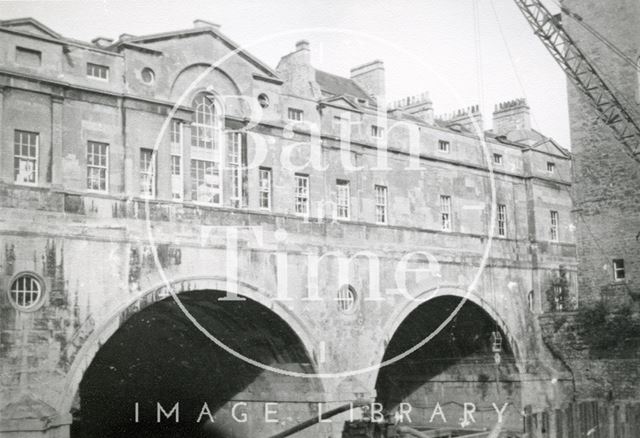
[0,19,577,437]
[564,0,640,306]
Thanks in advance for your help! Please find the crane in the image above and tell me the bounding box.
[513,0,640,163]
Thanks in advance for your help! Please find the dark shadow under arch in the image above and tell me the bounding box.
[72,290,323,438]
[376,295,522,433]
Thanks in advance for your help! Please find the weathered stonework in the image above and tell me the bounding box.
[0,17,578,437]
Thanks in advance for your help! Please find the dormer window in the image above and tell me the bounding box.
[546,161,555,173]
[288,108,304,121]
[371,125,384,138]
[87,63,109,80]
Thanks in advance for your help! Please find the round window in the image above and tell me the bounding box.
[141,67,155,84]
[337,284,358,314]
[257,93,270,108]
[8,273,44,311]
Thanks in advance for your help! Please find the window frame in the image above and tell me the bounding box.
[191,93,221,152]
[440,195,452,232]
[86,140,109,193]
[613,259,626,282]
[190,158,221,205]
[13,130,39,186]
[493,153,503,165]
[371,125,385,139]
[497,204,507,237]
[170,119,184,201]
[258,167,272,211]
[8,272,45,312]
[336,179,351,220]
[287,107,304,121]
[227,131,245,208]
[86,62,109,81]
[139,148,156,199]
[294,173,310,216]
[546,161,556,173]
[374,185,388,225]
[550,210,559,242]
[438,139,450,153]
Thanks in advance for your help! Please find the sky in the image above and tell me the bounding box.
[1,0,571,146]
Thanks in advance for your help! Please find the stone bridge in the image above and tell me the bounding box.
[0,186,573,438]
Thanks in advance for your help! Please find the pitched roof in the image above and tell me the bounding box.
[0,17,62,40]
[118,26,279,79]
[314,69,369,101]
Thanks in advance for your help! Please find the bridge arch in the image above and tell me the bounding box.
[60,276,325,438]
[374,287,524,433]
[380,285,522,370]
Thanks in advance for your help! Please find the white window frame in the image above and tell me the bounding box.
[497,204,507,237]
[613,259,625,281]
[294,174,309,216]
[190,93,223,205]
[371,125,384,139]
[440,195,452,232]
[438,140,450,153]
[288,108,304,121]
[375,185,388,225]
[190,158,221,205]
[139,148,155,199]
[550,210,559,241]
[86,62,109,81]
[546,161,556,173]
[227,131,244,208]
[192,94,221,152]
[336,179,350,219]
[14,130,39,186]
[170,120,184,200]
[86,141,109,193]
[258,167,272,211]
[8,273,43,311]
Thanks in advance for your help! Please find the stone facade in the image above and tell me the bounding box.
[564,0,640,307]
[0,17,577,437]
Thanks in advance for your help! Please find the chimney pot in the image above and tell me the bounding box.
[92,36,113,47]
[296,40,310,51]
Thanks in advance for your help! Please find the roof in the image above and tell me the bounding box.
[0,17,62,40]
[314,69,370,101]
[118,27,280,79]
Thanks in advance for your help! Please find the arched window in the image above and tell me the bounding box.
[191,93,220,150]
[190,92,222,204]
[527,290,535,313]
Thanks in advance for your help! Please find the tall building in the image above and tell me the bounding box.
[0,17,576,437]
[564,0,640,307]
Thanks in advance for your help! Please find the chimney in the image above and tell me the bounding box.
[435,105,484,133]
[91,37,114,48]
[350,60,385,104]
[276,40,319,98]
[293,39,311,65]
[389,92,434,125]
[492,98,531,135]
[193,19,221,30]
